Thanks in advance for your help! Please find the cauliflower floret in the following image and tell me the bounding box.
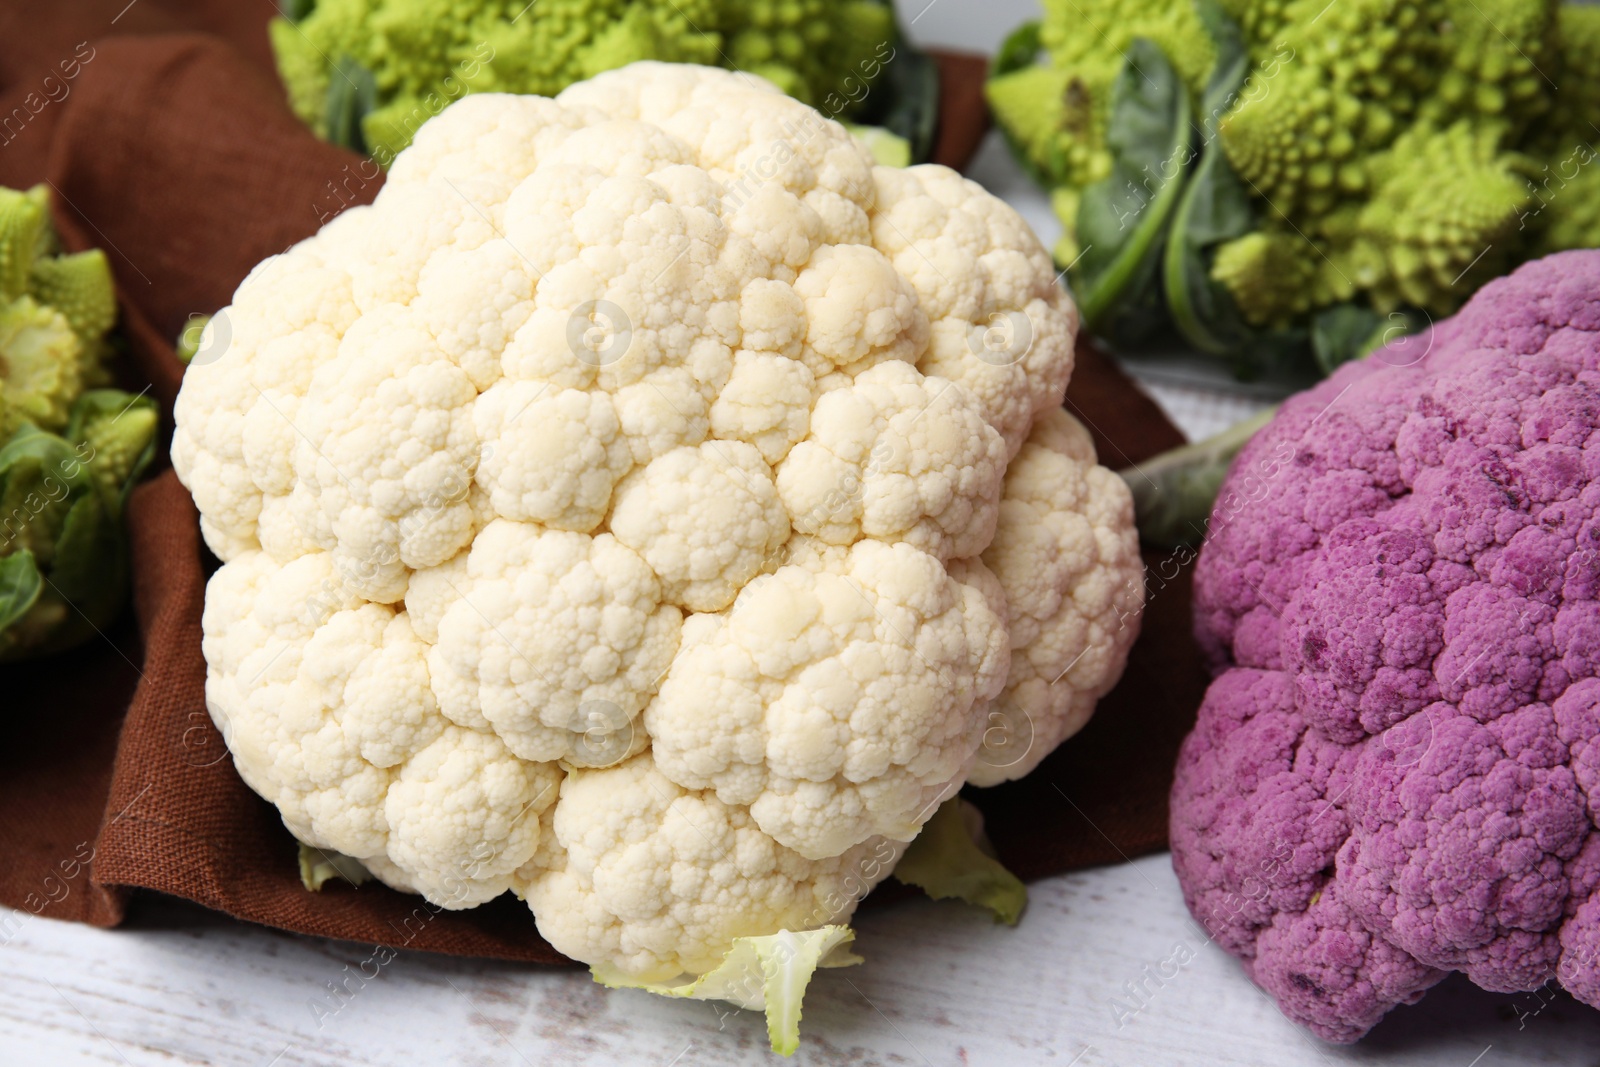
[429,519,680,764]
[173,63,1131,982]
[646,540,1009,858]
[966,409,1145,785]
[522,752,903,981]
[610,441,790,612]
[201,550,561,906]
[777,360,1007,561]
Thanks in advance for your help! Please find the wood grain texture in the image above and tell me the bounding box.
[5,856,1598,1066]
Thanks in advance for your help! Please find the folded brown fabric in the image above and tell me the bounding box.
[0,8,1206,959]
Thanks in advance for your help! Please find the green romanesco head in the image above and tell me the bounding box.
[1001,0,1213,194]
[1214,0,1295,47]
[1041,0,1216,91]
[0,298,86,437]
[272,0,896,163]
[68,390,161,504]
[716,0,895,111]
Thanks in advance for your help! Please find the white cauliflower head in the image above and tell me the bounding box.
[172,62,1138,980]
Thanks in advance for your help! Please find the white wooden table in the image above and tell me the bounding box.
[9,4,1598,1064]
[6,854,1597,1066]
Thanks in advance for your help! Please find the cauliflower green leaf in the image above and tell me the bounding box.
[893,798,1028,925]
[592,925,859,1056]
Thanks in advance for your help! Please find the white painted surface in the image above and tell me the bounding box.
[5,854,1597,1066]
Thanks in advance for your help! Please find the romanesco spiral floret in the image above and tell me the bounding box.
[985,56,1120,189]
[994,0,1594,337]
[1215,0,1295,46]
[0,186,120,437]
[1218,64,1361,218]
[716,0,894,110]
[29,251,116,342]
[1209,230,1318,327]
[1423,0,1556,127]
[1356,121,1530,309]
[1520,5,1600,254]
[0,298,84,436]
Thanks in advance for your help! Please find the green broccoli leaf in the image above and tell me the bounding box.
[325,54,378,156]
[592,926,860,1056]
[992,19,1042,77]
[893,798,1028,925]
[1071,38,1192,338]
[298,842,373,891]
[861,33,940,165]
[0,549,43,633]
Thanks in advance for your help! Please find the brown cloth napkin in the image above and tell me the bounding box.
[0,5,1207,960]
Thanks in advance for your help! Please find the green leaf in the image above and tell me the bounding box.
[593,926,859,1056]
[1118,404,1278,549]
[992,20,1042,77]
[281,0,317,21]
[1311,305,1427,374]
[0,424,92,494]
[325,54,378,156]
[894,798,1027,925]
[1071,38,1193,337]
[0,549,43,633]
[1163,1,1254,356]
[299,842,373,891]
[44,491,121,625]
[866,39,940,165]
[1310,304,1383,376]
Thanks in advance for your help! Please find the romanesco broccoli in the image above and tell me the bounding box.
[272,0,904,163]
[990,0,1600,372]
[0,184,157,662]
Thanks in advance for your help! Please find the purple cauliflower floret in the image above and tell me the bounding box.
[1171,250,1600,1042]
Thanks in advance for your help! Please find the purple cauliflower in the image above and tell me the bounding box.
[1170,250,1600,1041]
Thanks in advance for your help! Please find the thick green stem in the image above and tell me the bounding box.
[1119,405,1278,549]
